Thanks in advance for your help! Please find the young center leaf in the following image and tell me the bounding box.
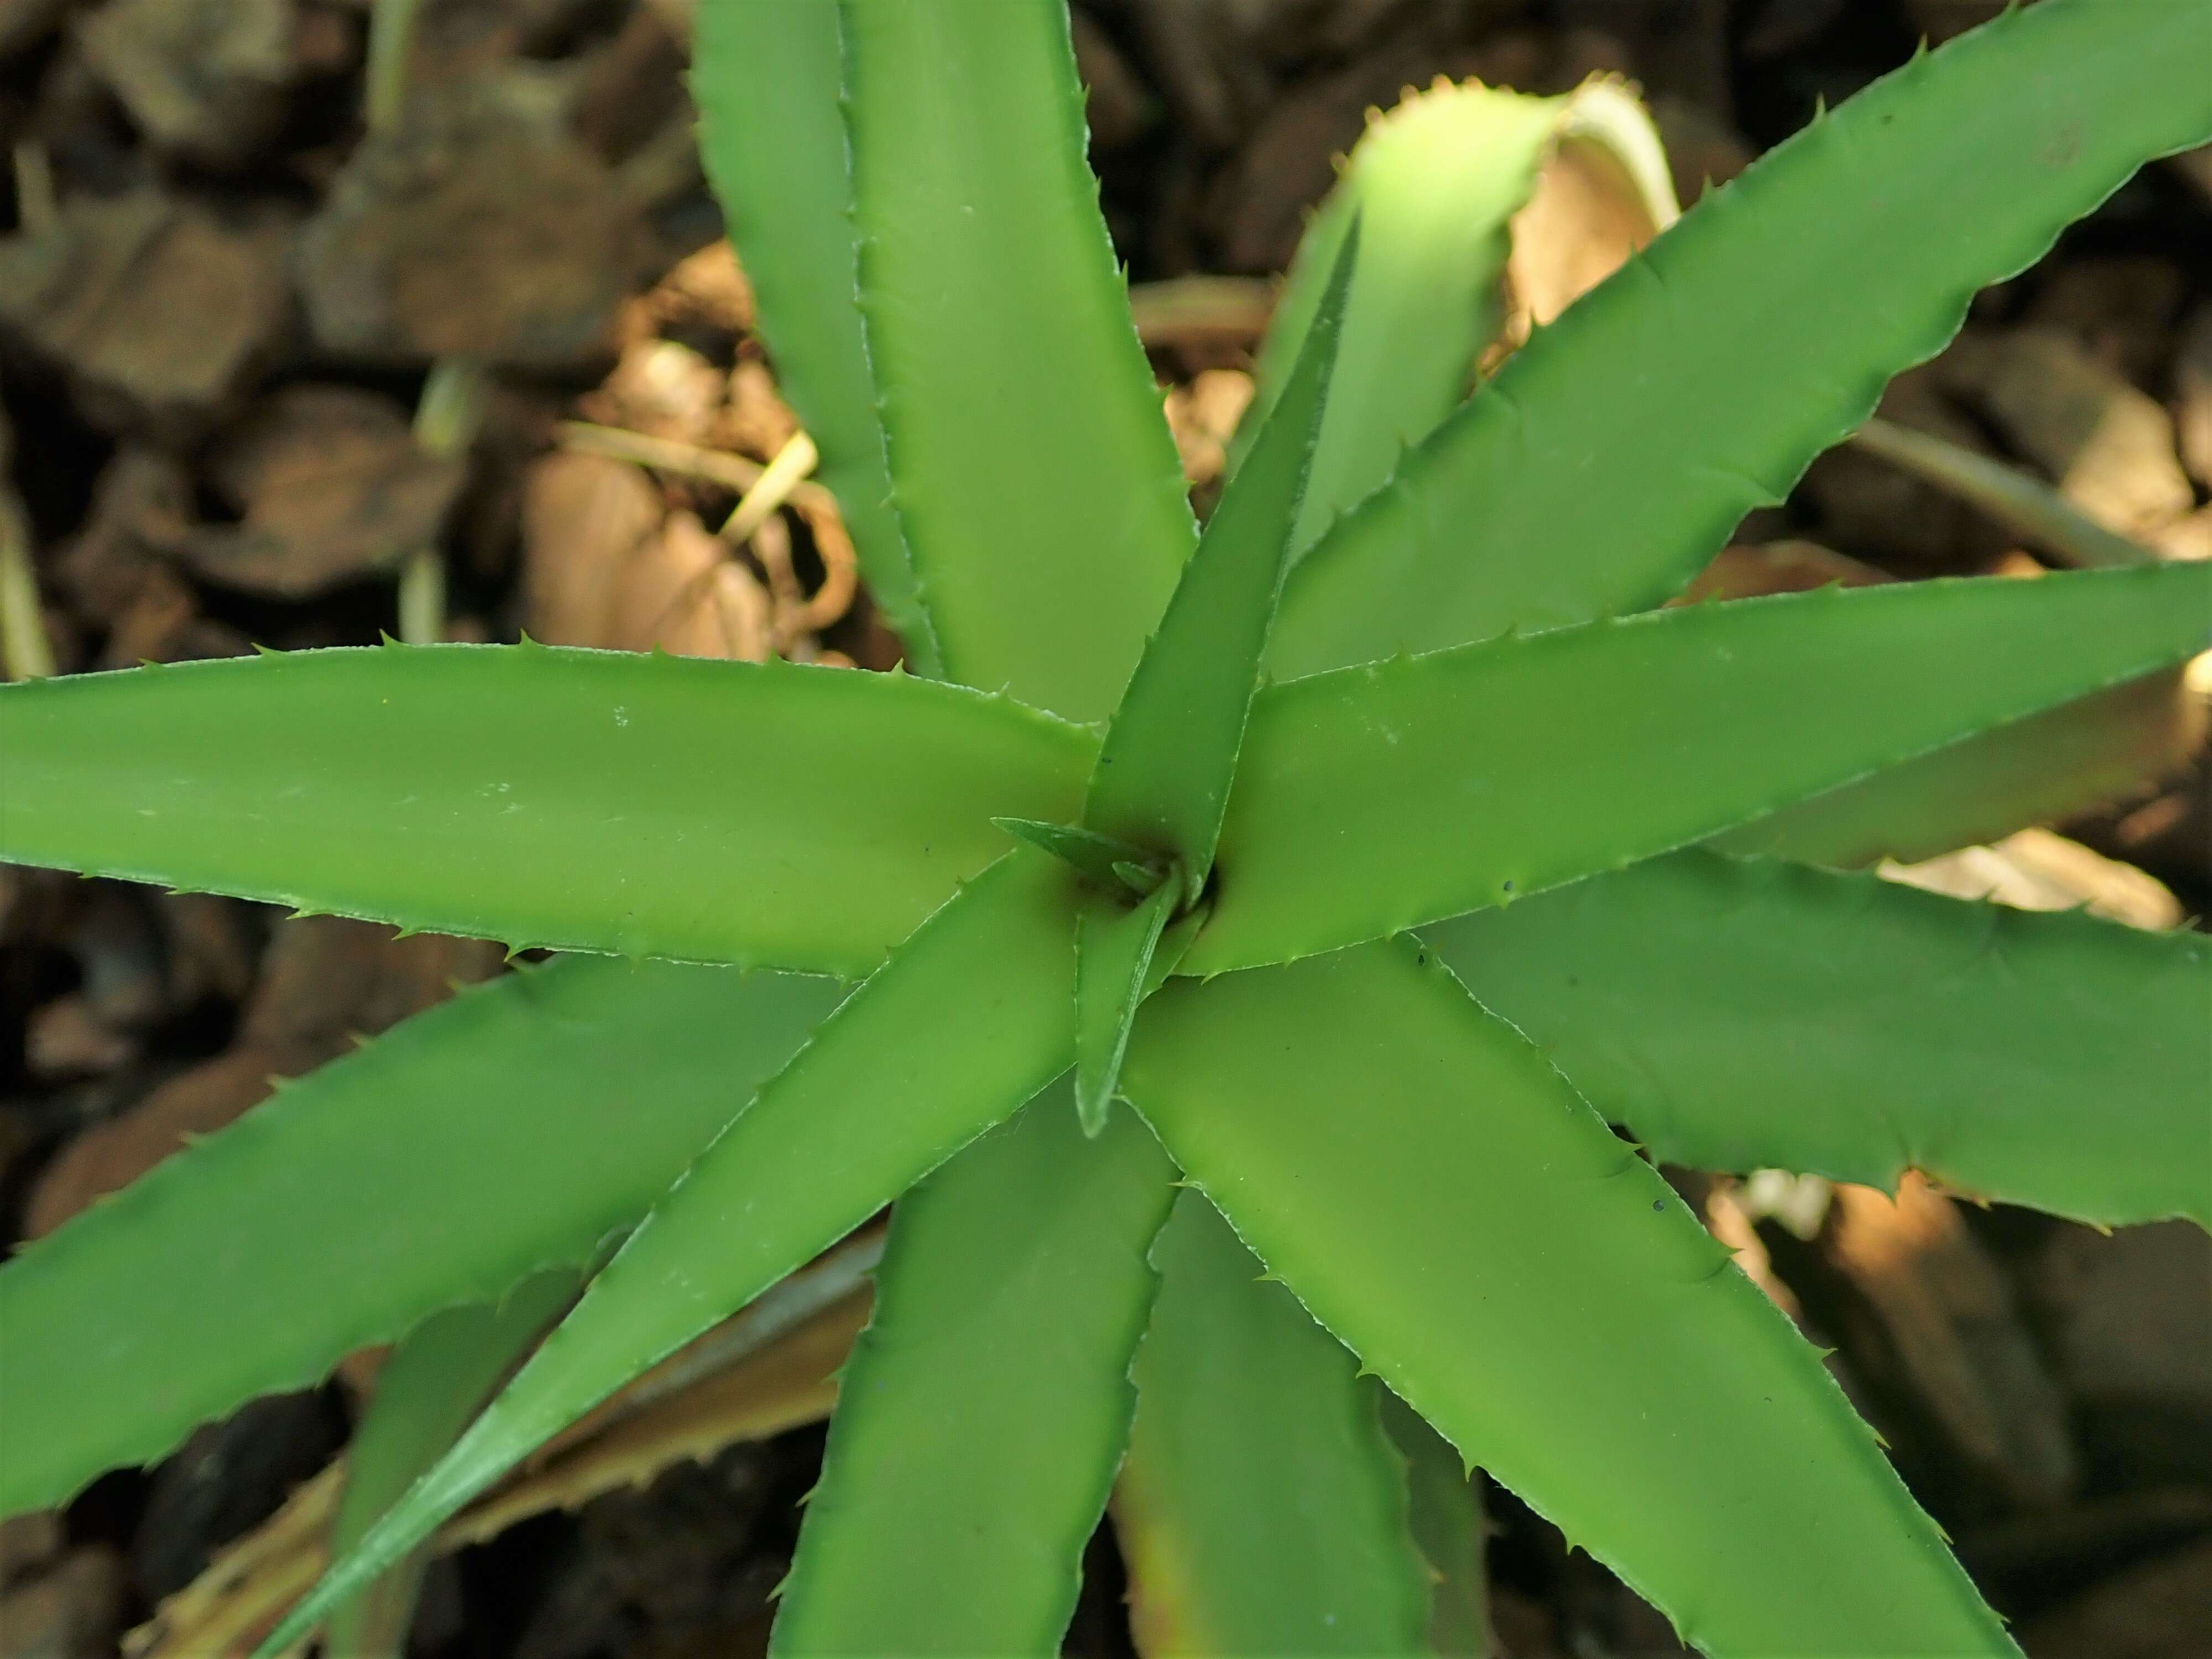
[1269,0,2212,676]
[1435,849,2212,1230]
[1083,221,1358,888]
[775,1098,1176,1655]
[1074,880,1184,1136]
[0,644,1089,979]
[1115,1192,1432,1657]
[258,849,1086,1656]
[995,817,1165,894]
[1196,561,2212,973]
[1065,225,1357,1125]
[1124,940,2017,1657]
[0,954,836,1520]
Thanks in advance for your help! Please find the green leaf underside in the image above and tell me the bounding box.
[1085,223,1356,879]
[1116,1192,1430,1657]
[326,1269,580,1658]
[0,954,836,1519]
[1243,81,1565,556]
[1268,0,2212,677]
[0,644,1089,980]
[1074,882,1182,1136]
[1123,941,2015,1657]
[839,0,1194,724]
[1710,668,2197,869]
[1435,849,2212,1230]
[776,1095,1175,1656]
[691,4,937,674]
[258,850,1084,1656]
[1193,563,2212,974]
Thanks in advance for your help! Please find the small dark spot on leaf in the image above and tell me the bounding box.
[1651,1199,1665,1212]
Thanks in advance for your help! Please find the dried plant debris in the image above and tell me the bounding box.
[522,452,770,660]
[129,1253,877,1658]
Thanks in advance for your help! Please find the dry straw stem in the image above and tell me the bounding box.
[1848,413,2169,570]
[0,489,53,681]
[131,1233,882,1659]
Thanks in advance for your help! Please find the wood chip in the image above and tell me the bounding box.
[2019,1537,2212,1659]
[76,0,296,168]
[297,87,653,369]
[178,386,468,599]
[0,192,291,437]
[0,1547,127,1659]
[2029,1222,2212,1483]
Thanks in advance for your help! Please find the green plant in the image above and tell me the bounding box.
[1,3,2208,1653]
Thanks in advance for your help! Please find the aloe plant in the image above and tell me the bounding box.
[2,4,2208,1655]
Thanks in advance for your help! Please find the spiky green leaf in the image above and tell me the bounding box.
[1124,941,2015,1657]
[257,848,1083,1656]
[326,1269,581,1658]
[1710,669,2200,868]
[1115,1192,1430,1657]
[776,1094,1175,1656]
[691,3,936,670]
[1270,0,2212,676]
[1434,849,2212,1229]
[1196,563,2212,973]
[1074,880,1182,1136]
[837,0,1194,721]
[1085,225,1355,881]
[0,954,834,1520]
[0,645,1088,978]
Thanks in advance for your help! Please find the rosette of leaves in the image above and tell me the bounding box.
[1,4,2208,1656]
